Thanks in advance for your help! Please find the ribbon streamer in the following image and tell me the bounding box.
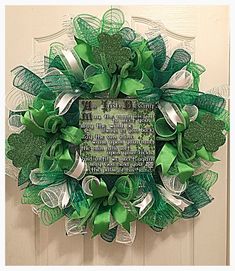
[61,49,84,81]
[133,192,154,218]
[54,91,81,115]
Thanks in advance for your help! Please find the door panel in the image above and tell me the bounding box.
[5,5,229,265]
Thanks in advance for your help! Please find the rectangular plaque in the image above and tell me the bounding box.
[79,99,156,174]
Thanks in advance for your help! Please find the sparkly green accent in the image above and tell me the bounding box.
[6,129,46,169]
[93,33,132,73]
[184,113,226,152]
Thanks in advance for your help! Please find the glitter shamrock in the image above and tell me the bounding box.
[6,129,46,169]
[184,113,226,152]
[93,32,132,73]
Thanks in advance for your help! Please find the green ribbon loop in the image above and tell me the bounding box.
[156,141,194,184]
[85,71,111,93]
[177,161,194,184]
[156,143,178,175]
[196,146,219,162]
[60,126,84,145]
[80,175,139,236]
[93,206,111,237]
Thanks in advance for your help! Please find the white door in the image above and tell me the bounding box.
[5,5,229,265]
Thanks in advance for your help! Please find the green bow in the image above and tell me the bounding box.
[73,36,154,98]
[71,176,139,237]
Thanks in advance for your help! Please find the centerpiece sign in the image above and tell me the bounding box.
[79,99,156,174]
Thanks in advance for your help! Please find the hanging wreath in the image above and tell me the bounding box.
[6,8,229,244]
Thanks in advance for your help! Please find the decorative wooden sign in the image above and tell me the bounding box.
[79,99,156,174]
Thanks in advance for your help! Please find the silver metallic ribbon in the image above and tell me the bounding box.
[54,91,80,115]
[61,49,84,81]
[158,101,184,129]
[183,104,198,122]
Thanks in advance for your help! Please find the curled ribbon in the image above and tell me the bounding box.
[115,221,136,245]
[65,152,87,180]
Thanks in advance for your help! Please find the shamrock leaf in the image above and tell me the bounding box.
[184,113,226,152]
[6,129,46,169]
[93,32,132,73]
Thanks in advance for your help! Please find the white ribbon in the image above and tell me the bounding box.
[158,101,183,129]
[82,175,100,196]
[160,172,187,195]
[65,152,87,180]
[161,69,193,90]
[54,91,80,115]
[115,221,136,245]
[133,192,154,218]
[109,215,118,229]
[157,184,192,211]
[39,182,70,209]
[6,87,34,112]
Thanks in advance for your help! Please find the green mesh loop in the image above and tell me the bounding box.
[182,205,200,219]
[73,14,101,47]
[100,226,118,242]
[101,8,125,35]
[39,205,64,225]
[67,180,89,217]
[148,35,166,70]
[141,196,181,228]
[191,170,218,191]
[21,185,44,205]
[12,66,50,96]
[184,181,213,209]
[119,27,136,46]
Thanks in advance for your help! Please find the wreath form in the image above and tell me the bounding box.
[6,8,229,244]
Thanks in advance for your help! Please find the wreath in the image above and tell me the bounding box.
[6,8,229,244]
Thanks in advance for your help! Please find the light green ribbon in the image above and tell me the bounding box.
[74,176,138,237]
[156,143,194,184]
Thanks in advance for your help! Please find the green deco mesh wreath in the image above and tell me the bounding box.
[6,8,229,244]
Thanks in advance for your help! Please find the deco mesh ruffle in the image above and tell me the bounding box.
[6,8,229,245]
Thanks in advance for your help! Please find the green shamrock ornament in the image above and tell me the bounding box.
[93,32,132,73]
[184,113,226,152]
[6,129,46,169]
